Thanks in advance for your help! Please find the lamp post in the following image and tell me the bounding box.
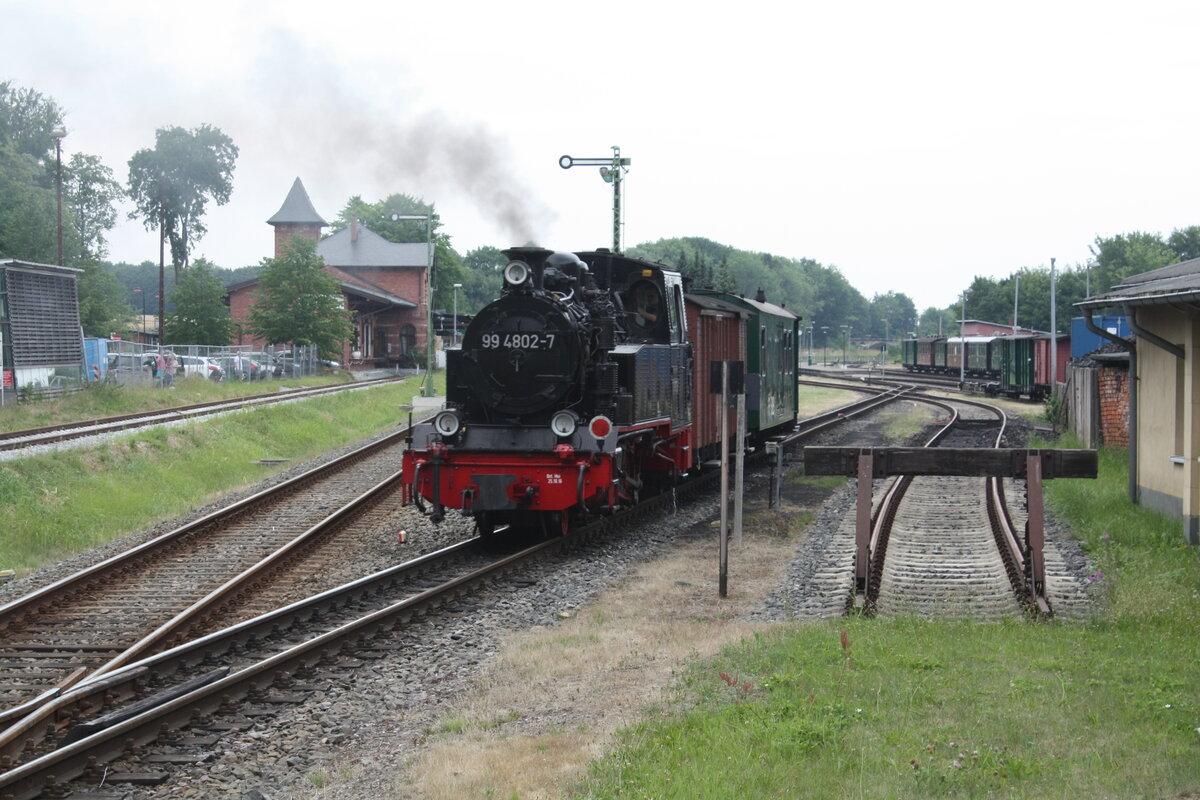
[841,324,851,365]
[134,286,145,335]
[394,214,435,396]
[807,323,814,366]
[821,326,829,366]
[452,283,462,346]
[51,126,66,265]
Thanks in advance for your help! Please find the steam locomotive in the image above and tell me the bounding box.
[400,247,800,536]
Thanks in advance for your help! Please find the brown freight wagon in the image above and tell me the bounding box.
[685,293,748,465]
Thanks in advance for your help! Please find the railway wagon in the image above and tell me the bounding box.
[902,338,918,371]
[692,289,800,436]
[993,335,1038,398]
[965,337,993,375]
[1033,334,1070,388]
[685,292,746,464]
[933,338,949,372]
[945,337,964,373]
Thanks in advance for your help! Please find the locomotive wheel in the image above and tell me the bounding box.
[541,511,571,537]
[476,513,496,538]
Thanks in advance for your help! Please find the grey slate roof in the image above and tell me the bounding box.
[318,225,431,268]
[1077,257,1200,309]
[267,177,328,226]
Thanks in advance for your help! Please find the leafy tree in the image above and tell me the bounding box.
[127,124,238,277]
[868,291,917,339]
[164,258,233,345]
[460,245,505,312]
[1089,232,1177,295]
[248,238,353,358]
[65,153,120,261]
[76,261,134,337]
[0,81,64,262]
[1168,225,1200,262]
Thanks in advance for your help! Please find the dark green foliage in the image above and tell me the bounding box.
[459,245,505,312]
[76,260,134,337]
[248,238,353,358]
[126,124,238,276]
[0,80,65,262]
[65,152,121,261]
[164,258,233,345]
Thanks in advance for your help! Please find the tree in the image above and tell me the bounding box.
[164,258,233,345]
[460,245,505,311]
[248,238,353,358]
[127,124,238,277]
[65,153,121,261]
[0,81,64,262]
[1089,232,1177,295]
[1168,225,1200,262]
[76,262,134,337]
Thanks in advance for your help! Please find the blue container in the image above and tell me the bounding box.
[83,338,109,381]
[1070,316,1130,358]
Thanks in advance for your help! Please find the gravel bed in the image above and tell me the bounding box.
[4,402,1101,799]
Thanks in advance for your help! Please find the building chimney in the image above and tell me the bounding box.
[351,217,359,243]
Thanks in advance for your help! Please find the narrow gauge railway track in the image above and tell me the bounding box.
[0,382,908,798]
[866,398,1029,617]
[0,377,401,456]
[0,422,420,732]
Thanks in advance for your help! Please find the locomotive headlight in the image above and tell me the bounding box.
[433,410,462,437]
[550,410,579,437]
[503,260,531,287]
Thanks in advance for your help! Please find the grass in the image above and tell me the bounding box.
[0,373,349,433]
[572,445,1200,799]
[0,375,434,577]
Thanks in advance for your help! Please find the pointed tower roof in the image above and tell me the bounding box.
[267,177,328,226]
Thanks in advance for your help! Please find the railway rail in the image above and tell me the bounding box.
[0,379,911,797]
[805,394,1095,617]
[0,423,417,731]
[0,377,401,457]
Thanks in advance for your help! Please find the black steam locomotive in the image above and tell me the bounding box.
[402,247,693,535]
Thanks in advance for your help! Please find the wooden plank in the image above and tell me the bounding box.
[804,447,1097,479]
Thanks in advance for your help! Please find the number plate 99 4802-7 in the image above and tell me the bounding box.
[481,333,556,350]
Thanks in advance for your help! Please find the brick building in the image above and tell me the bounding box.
[227,178,432,368]
[1078,257,1200,544]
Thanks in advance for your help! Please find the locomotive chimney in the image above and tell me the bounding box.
[755,287,766,303]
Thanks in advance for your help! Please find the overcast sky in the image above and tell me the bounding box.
[5,0,1198,310]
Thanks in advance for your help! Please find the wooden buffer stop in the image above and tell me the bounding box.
[803,447,1098,615]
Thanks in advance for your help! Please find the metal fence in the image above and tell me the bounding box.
[100,341,334,388]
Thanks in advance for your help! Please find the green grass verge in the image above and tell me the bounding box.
[0,373,349,434]
[573,446,1200,799]
[0,376,434,577]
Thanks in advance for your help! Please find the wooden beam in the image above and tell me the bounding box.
[803,447,1097,480]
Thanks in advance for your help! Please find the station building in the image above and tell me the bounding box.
[226,178,432,369]
[1078,257,1200,544]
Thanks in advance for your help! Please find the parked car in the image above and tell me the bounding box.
[177,355,224,381]
[107,353,156,379]
[213,354,267,381]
